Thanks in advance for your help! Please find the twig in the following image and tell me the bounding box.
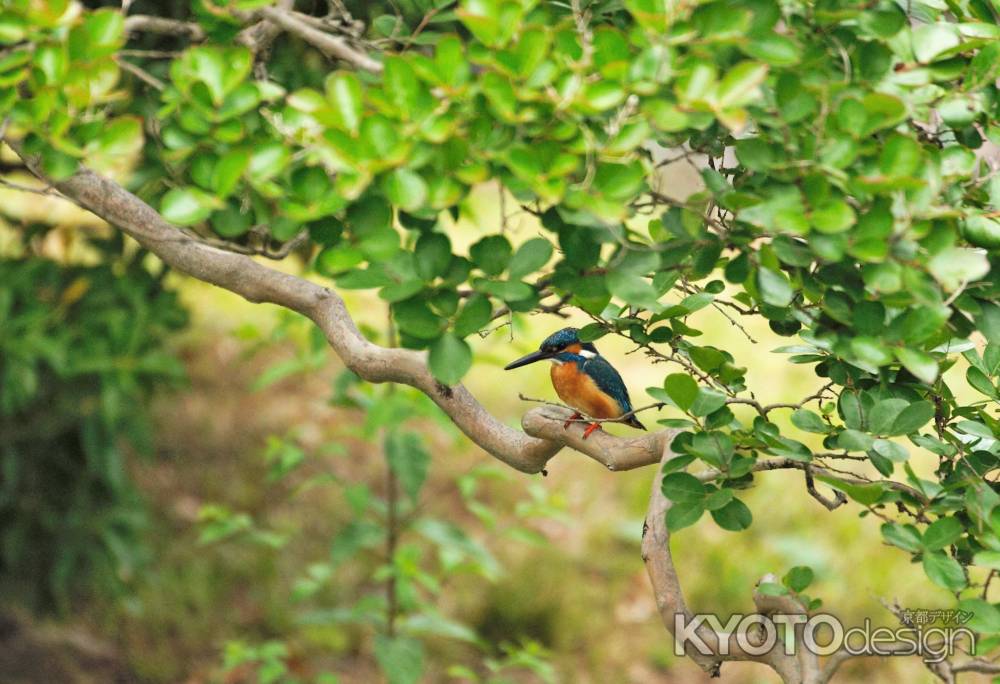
[805,466,847,510]
[696,457,930,503]
[943,279,968,306]
[177,226,310,260]
[710,300,757,343]
[655,147,703,168]
[0,177,60,196]
[569,0,594,68]
[114,55,165,90]
[257,7,383,73]
[119,49,181,59]
[517,394,665,424]
[123,15,206,41]
[726,383,834,417]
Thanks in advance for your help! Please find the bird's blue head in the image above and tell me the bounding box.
[503,327,598,370]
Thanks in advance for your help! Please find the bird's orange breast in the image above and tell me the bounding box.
[550,362,622,419]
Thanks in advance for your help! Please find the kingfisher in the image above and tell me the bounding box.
[504,327,646,439]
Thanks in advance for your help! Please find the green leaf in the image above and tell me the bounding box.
[470,235,512,276]
[382,169,427,212]
[316,246,365,274]
[661,472,706,503]
[922,551,966,591]
[956,598,1000,634]
[895,348,939,385]
[428,333,472,386]
[791,409,827,434]
[76,9,124,58]
[881,522,923,553]
[453,294,492,338]
[663,374,699,411]
[711,497,752,531]
[160,186,219,225]
[688,431,734,466]
[385,432,431,503]
[481,71,518,119]
[715,61,768,108]
[39,147,77,180]
[743,34,801,66]
[964,216,1000,250]
[384,56,423,119]
[434,35,469,86]
[212,206,252,238]
[783,566,814,592]
[507,238,553,279]
[580,81,626,111]
[859,7,905,37]
[973,551,1000,570]
[872,439,908,462]
[402,611,479,643]
[415,233,452,281]
[394,299,443,339]
[704,487,734,511]
[607,270,660,308]
[811,198,855,233]
[380,280,424,303]
[967,367,998,398]
[912,23,960,63]
[690,388,727,417]
[880,135,922,177]
[182,47,252,104]
[868,399,909,435]
[757,582,788,596]
[325,71,364,134]
[816,476,885,506]
[735,138,774,171]
[922,517,963,551]
[248,143,290,183]
[348,196,393,235]
[212,149,249,197]
[374,634,425,684]
[666,500,704,531]
[891,400,935,435]
[757,267,794,307]
[838,429,874,452]
[928,247,990,292]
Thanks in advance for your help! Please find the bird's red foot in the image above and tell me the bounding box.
[563,412,583,429]
[582,422,602,439]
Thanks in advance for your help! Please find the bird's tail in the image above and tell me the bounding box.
[625,414,647,431]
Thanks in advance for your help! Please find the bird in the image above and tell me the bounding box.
[503,327,646,439]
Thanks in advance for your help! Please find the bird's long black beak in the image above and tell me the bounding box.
[504,349,552,370]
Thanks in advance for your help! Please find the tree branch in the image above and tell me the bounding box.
[641,445,826,683]
[124,15,206,41]
[696,458,929,504]
[7,143,682,475]
[256,7,383,73]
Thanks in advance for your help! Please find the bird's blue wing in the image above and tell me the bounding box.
[582,355,633,413]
